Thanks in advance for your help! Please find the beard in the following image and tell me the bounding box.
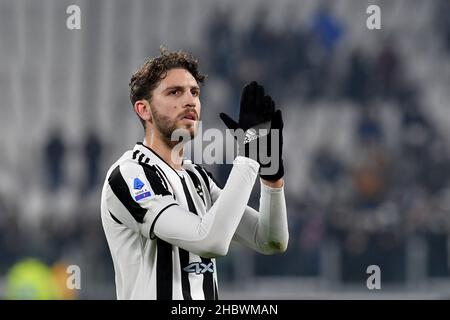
[149,104,197,144]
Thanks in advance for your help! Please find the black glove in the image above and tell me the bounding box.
[220,81,284,181]
[220,81,274,132]
[220,81,273,161]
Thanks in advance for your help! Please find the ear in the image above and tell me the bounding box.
[134,100,152,124]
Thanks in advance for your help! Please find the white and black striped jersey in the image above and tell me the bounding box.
[101,142,289,300]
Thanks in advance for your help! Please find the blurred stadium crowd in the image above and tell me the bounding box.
[0,0,449,298]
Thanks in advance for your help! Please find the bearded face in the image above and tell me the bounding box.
[147,68,201,144]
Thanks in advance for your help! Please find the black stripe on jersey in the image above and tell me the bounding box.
[180,176,197,215]
[179,248,193,300]
[109,211,123,224]
[155,164,176,200]
[200,256,215,300]
[153,165,169,191]
[194,165,210,192]
[141,165,171,197]
[108,166,146,223]
[156,238,173,300]
[135,156,167,191]
[132,150,140,160]
[180,176,216,300]
[179,176,194,300]
[186,170,205,205]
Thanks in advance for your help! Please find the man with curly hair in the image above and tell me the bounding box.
[101,47,288,300]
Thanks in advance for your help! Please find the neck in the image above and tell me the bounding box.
[143,127,184,171]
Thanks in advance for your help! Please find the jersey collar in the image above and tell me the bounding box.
[134,142,186,177]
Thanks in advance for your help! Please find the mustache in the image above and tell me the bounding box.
[179,109,199,120]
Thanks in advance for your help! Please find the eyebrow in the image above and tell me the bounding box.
[163,85,200,93]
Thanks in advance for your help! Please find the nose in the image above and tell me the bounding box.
[183,91,197,108]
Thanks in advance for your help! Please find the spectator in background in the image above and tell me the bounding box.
[311,1,343,53]
[344,50,371,104]
[207,8,234,78]
[434,0,450,53]
[238,4,275,85]
[351,107,388,210]
[44,128,66,192]
[305,1,344,100]
[356,107,383,146]
[398,102,435,186]
[81,131,103,195]
[375,38,401,100]
[244,5,274,63]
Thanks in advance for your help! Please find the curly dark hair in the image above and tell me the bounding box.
[129,47,206,128]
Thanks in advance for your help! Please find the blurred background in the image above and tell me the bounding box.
[0,0,449,299]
